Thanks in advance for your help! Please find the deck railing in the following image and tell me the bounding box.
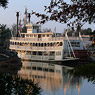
[10,45,63,51]
[10,37,79,42]
[18,53,55,60]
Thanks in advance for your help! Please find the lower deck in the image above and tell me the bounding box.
[17,50,63,61]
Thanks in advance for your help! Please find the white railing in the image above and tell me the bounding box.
[10,37,42,41]
[18,54,55,60]
[10,37,80,42]
[10,45,63,51]
[10,37,64,42]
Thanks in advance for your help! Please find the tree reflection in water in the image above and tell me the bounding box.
[70,63,95,84]
[0,73,41,95]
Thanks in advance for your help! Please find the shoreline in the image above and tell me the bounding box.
[0,48,22,67]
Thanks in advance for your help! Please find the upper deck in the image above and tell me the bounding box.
[10,36,80,43]
[10,22,80,43]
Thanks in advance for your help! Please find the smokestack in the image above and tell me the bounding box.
[16,12,19,37]
[28,13,31,24]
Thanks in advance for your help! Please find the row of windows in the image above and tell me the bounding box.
[71,42,80,45]
[17,51,61,56]
[10,42,63,47]
[21,34,50,37]
[69,42,80,47]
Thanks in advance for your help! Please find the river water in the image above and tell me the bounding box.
[0,61,95,95]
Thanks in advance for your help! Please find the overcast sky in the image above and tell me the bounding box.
[0,0,95,32]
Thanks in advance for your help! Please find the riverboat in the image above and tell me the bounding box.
[9,11,90,63]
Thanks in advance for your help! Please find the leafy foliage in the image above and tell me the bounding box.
[11,24,17,36]
[67,28,92,36]
[21,26,27,33]
[32,0,95,29]
[90,30,95,47]
[0,24,11,46]
[0,24,11,39]
[0,73,41,95]
[43,28,52,33]
[0,0,8,8]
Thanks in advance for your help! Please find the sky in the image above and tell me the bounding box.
[0,0,95,33]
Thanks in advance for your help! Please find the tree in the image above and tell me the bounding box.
[11,24,17,36]
[0,0,8,8]
[21,26,27,33]
[67,28,92,37]
[70,63,95,84]
[0,73,41,95]
[81,28,92,35]
[0,24,11,47]
[32,0,95,29]
[43,28,52,33]
[90,30,95,47]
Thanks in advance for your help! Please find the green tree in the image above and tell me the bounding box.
[0,0,8,8]
[81,28,92,35]
[67,30,74,36]
[0,24,11,47]
[21,26,27,33]
[90,30,95,47]
[32,0,95,28]
[70,63,95,84]
[67,28,92,37]
[0,73,41,95]
[43,28,52,33]
[11,24,17,36]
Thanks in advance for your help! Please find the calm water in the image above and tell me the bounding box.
[0,61,95,95]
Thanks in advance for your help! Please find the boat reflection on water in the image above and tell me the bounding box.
[18,61,82,95]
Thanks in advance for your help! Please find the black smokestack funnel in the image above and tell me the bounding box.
[28,13,31,23]
[16,12,19,37]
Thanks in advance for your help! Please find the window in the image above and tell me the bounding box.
[26,34,29,37]
[38,52,42,55]
[60,42,63,46]
[47,34,49,37]
[26,66,31,70]
[71,42,80,47]
[43,34,45,37]
[30,35,33,37]
[21,34,25,37]
[34,35,37,37]
[50,52,55,56]
[56,51,61,55]
[33,43,35,46]
[41,43,43,46]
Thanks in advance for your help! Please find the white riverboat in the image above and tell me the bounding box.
[9,11,90,63]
